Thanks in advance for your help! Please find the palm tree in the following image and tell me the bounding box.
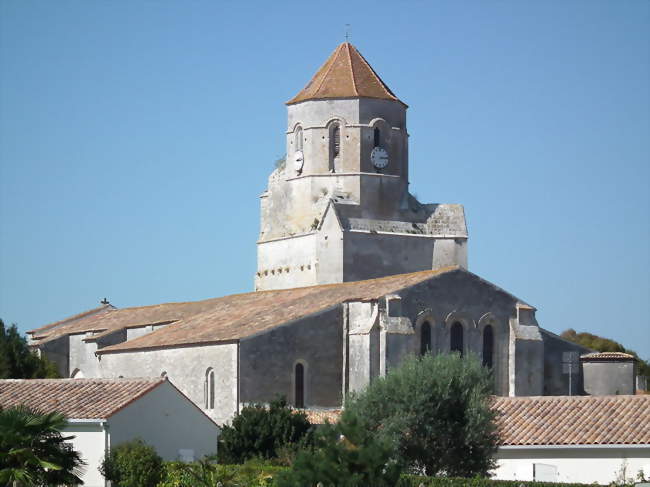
[0,405,85,486]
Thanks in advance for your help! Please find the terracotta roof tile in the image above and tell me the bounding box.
[0,378,165,419]
[493,395,650,446]
[28,304,114,336]
[580,352,636,361]
[287,42,404,106]
[97,267,457,354]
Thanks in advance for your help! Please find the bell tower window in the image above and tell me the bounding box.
[295,126,303,152]
[482,325,494,368]
[420,321,432,356]
[374,127,381,148]
[332,125,340,158]
[294,362,305,408]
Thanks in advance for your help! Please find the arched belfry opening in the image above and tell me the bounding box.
[329,123,341,172]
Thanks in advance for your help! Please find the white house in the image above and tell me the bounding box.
[492,394,650,484]
[0,377,220,487]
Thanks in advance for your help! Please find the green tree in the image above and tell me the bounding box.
[561,328,650,378]
[344,353,499,477]
[0,405,85,486]
[0,319,60,379]
[275,414,401,487]
[218,397,313,464]
[100,438,163,487]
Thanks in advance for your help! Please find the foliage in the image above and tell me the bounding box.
[561,328,650,378]
[344,353,499,477]
[274,414,401,487]
[158,458,285,487]
[0,319,60,379]
[0,405,85,486]
[217,397,313,464]
[100,438,163,487]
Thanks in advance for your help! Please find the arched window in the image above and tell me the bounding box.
[71,368,84,379]
[295,363,305,408]
[330,123,341,169]
[205,368,215,410]
[450,322,463,356]
[420,322,431,356]
[482,325,494,368]
[295,126,303,152]
[373,127,381,148]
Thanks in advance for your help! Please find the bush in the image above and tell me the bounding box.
[218,397,313,464]
[344,353,498,477]
[275,414,401,487]
[100,438,163,487]
[397,477,597,487]
[158,459,286,487]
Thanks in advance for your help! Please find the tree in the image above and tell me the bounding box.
[275,414,401,487]
[218,397,313,464]
[343,353,499,477]
[99,438,163,487]
[0,405,85,486]
[0,319,60,379]
[561,328,650,378]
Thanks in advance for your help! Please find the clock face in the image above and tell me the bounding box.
[371,147,389,169]
[294,150,304,171]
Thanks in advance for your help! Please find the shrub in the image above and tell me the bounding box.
[218,397,313,464]
[100,438,163,487]
[158,458,286,487]
[275,414,401,487]
[344,353,498,477]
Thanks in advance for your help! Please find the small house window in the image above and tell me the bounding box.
[374,127,381,148]
[483,325,494,368]
[295,363,305,408]
[205,368,215,410]
[295,127,303,151]
[450,322,463,356]
[420,322,431,356]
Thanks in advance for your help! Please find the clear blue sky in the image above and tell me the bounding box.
[1,1,648,359]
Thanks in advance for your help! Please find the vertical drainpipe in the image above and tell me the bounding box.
[102,420,110,487]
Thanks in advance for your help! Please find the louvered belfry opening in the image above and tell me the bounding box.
[332,125,340,158]
[374,127,381,148]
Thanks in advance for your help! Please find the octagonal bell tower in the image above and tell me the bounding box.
[256,43,468,291]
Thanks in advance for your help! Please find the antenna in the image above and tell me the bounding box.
[345,24,351,42]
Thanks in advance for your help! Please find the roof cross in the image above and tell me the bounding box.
[345,24,351,42]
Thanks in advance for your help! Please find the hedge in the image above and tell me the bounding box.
[158,462,608,487]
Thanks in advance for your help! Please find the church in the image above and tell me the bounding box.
[28,42,612,426]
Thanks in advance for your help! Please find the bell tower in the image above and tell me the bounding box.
[256,43,468,291]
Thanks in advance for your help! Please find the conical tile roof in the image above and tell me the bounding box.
[287,42,405,106]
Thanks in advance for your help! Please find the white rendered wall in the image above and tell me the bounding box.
[493,447,650,484]
[64,423,106,487]
[99,343,238,425]
[109,381,219,461]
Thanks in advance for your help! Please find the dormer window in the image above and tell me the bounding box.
[374,127,381,148]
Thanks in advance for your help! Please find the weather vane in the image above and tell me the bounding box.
[345,24,351,42]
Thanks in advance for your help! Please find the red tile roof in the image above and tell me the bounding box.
[580,352,636,361]
[0,378,164,419]
[287,42,404,106]
[493,394,650,446]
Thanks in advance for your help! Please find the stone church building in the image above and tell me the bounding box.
[29,42,601,425]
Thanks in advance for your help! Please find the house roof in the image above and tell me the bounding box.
[97,267,458,354]
[0,378,165,420]
[286,42,404,106]
[493,394,650,446]
[580,352,636,361]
